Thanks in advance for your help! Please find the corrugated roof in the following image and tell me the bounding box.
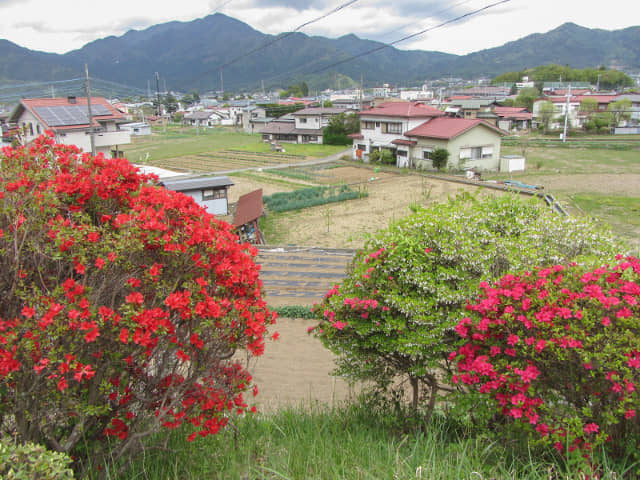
[404,117,505,140]
[359,101,444,118]
[161,176,234,192]
[233,189,264,227]
[259,122,296,135]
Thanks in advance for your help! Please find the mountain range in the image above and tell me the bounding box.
[0,13,638,93]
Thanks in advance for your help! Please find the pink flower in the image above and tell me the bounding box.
[583,423,599,434]
[625,409,636,419]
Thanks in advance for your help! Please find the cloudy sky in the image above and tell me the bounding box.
[1,0,638,56]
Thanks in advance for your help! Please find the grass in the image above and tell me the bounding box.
[569,194,640,254]
[120,125,346,169]
[498,145,640,175]
[103,400,634,480]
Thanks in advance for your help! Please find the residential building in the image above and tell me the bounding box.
[8,96,130,157]
[493,107,533,131]
[349,101,505,171]
[160,176,234,216]
[260,107,346,144]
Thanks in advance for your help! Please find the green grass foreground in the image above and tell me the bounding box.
[103,400,634,480]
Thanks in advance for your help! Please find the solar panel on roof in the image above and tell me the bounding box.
[33,105,114,127]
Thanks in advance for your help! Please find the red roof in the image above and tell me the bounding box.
[19,97,124,130]
[359,101,444,118]
[348,133,364,139]
[404,117,505,140]
[233,189,264,227]
[493,106,532,120]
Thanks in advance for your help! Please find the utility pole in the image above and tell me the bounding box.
[360,74,363,111]
[84,64,96,156]
[220,68,224,95]
[147,80,151,101]
[562,84,571,143]
[155,72,161,116]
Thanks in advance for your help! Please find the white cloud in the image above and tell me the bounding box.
[0,0,638,55]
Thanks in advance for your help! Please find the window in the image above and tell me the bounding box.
[357,144,367,151]
[375,122,381,128]
[460,146,490,160]
[202,188,226,201]
[423,149,433,160]
[36,124,41,134]
[481,146,493,158]
[397,150,407,157]
[381,122,402,134]
[361,121,375,130]
[300,118,307,123]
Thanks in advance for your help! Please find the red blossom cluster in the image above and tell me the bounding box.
[453,257,640,460]
[0,135,276,468]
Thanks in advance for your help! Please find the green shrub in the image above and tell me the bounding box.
[0,440,75,480]
[273,305,315,319]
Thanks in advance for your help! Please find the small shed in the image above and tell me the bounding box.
[233,189,265,244]
[161,176,234,215]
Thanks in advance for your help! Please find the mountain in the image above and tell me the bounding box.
[0,14,638,93]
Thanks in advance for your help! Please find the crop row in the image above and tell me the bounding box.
[264,185,367,212]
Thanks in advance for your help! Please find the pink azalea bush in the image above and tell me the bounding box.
[0,135,276,473]
[453,256,640,466]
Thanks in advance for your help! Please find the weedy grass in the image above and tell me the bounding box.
[100,400,635,480]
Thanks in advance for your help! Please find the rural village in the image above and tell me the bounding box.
[1,5,640,479]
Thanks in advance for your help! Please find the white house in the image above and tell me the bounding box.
[8,96,130,158]
[161,176,234,216]
[349,101,446,161]
[349,101,506,171]
[120,122,151,136]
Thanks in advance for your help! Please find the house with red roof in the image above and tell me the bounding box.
[493,107,533,131]
[349,101,506,170]
[8,96,130,158]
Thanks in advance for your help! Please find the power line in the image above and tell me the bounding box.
[308,0,513,74]
[197,0,361,86]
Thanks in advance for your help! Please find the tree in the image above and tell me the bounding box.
[608,99,632,128]
[164,93,179,114]
[537,101,556,133]
[430,148,449,171]
[0,136,276,475]
[311,194,620,419]
[515,87,540,112]
[323,113,351,146]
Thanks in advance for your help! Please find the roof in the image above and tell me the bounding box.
[348,133,364,139]
[359,101,444,118]
[161,176,234,192]
[447,98,498,109]
[292,107,345,116]
[404,117,506,140]
[259,121,296,135]
[391,139,417,146]
[493,107,532,120]
[233,189,264,227]
[11,97,124,131]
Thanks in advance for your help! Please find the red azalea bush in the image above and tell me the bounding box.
[453,256,640,466]
[0,135,276,473]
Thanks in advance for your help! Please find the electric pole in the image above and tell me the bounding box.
[562,84,571,143]
[220,68,224,95]
[85,64,96,156]
[155,72,161,116]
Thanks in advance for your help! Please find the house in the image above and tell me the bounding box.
[160,176,234,216]
[8,96,130,158]
[349,101,505,171]
[493,107,533,131]
[260,107,346,144]
[349,101,445,161]
[444,98,500,119]
[240,106,270,133]
[120,122,152,136]
[402,117,506,171]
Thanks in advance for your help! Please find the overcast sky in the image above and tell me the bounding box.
[1,0,638,56]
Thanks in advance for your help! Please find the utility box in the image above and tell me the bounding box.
[500,155,526,172]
